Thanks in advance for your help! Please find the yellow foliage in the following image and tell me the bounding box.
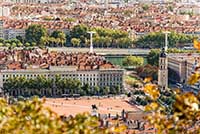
[144,77,152,83]
[0,98,126,134]
[145,102,159,111]
[187,73,200,85]
[193,39,200,50]
[144,84,160,100]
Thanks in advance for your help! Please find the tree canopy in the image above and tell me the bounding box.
[3,76,122,97]
[135,31,194,48]
[122,56,144,67]
[25,24,47,45]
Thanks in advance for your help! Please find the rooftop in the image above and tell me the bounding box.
[0,48,116,71]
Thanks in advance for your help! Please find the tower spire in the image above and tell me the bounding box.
[87,31,95,54]
[163,31,170,52]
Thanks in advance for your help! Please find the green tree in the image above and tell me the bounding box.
[142,4,149,11]
[82,83,90,95]
[5,43,10,47]
[147,49,160,66]
[0,42,4,47]
[16,35,24,43]
[25,24,47,45]
[135,31,194,48]
[25,42,30,47]
[93,86,100,95]
[70,24,88,44]
[71,38,81,47]
[17,42,23,47]
[122,56,144,67]
[104,86,110,95]
[51,30,66,47]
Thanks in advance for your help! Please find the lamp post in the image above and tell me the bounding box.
[87,31,96,54]
[163,31,170,51]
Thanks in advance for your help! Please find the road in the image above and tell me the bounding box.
[49,47,150,56]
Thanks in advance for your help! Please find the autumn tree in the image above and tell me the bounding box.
[144,73,200,134]
[0,97,126,134]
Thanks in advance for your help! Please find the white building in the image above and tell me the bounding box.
[3,29,25,40]
[0,66,124,96]
[0,6,10,17]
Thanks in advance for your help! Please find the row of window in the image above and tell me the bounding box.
[2,73,123,79]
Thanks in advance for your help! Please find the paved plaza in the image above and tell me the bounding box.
[44,97,141,116]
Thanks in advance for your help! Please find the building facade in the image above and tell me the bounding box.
[167,53,200,83]
[0,67,124,95]
[3,29,26,40]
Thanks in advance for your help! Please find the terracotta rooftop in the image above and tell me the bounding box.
[0,48,115,71]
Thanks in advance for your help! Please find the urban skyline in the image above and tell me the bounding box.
[0,1,199,134]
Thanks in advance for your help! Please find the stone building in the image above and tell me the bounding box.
[158,48,168,90]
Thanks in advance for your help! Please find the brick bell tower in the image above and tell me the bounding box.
[158,48,168,90]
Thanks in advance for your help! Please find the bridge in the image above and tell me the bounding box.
[49,47,150,56]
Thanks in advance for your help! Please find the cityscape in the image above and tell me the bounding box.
[0,0,200,134]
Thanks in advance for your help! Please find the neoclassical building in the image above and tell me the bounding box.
[0,66,124,89]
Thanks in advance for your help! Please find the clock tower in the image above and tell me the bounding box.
[158,48,168,90]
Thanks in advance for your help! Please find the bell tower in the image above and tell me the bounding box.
[158,48,168,90]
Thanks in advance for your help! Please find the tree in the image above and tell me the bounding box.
[0,97,126,133]
[70,24,88,44]
[16,35,24,43]
[116,37,133,48]
[144,79,200,133]
[25,42,30,47]
[82,83,90,95]
[25,24,47,45]
[5,43,10,47]
[147,49,160,66]
[103,86,110,95]
[71,38,81,47]
[40,36,48,46]
[93,86,100,95]
[136,64,158,80]
[17,42,23,47]
[51,30,66,47]
[122,56,144,67]
[135,31,194,48]
[142,4,149,11]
